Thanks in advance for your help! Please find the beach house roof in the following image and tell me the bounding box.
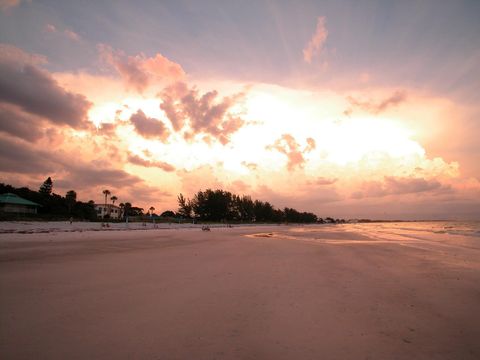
[0,193,41,207]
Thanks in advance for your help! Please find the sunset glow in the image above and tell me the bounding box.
[0,1,479,219]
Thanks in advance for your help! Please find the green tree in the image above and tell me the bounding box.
[39,177,53,196]
[177,193,192,218]
[65,190,77,214]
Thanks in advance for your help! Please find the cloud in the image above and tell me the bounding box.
[45,24,56,33]
[345,90,407,115]
[159,82,246,144]
[96,122,118,138]
[0,43,47,65]
[0,135,56,174]
[44,24,81,41]
[128,154,175,172]
[0,0,20,11]
[0,103,44,141]
[353,176,449,198]
[0,44,91,128]
[266,134,315,171]
[241,161,258,171]
[0,134,143,190]
[303,16,328,64]
[309,177,337,186]
[98,44,185,92]
[63,29,81,41]
[129,109,170,141]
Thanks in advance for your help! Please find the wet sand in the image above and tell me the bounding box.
[1,224,479,359]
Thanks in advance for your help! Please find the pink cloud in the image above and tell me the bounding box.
[0,44,91,128]
[98,44,185,92]
[266,134,315,171]
[345,90,407,115]
[353,176,450,198]
[159,82,246,144]
[45,24,57,33]
[64,29,81,41]
[309,177,337,186]
[127,154,175,172]
[129,109,170,141]
[0,0,20,11]
[303,16,328,64]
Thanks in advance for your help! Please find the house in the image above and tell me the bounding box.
[0,193,41,214]
[94,203,122,219]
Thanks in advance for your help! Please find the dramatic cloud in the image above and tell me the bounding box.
[159,82,246,144]
[129,109,170,141]
[98,44,185,92]
[0,135,56,174]
[0,44,91,128]
[0,103,44,141]
[345,91,407,115]
[266,134,315,171]
[303,16,328,64]
[128,154,175,172]
[0,135,143,190]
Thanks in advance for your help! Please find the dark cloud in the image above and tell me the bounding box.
[159,82,246,144]
[64,161,143,188]
[96,122,118,138]
[344,90,407,116]
[0,44,91,128]
[129,110,170,141]
[128,154,176,172]
[266,134,315,171]
[0,135,142,188]
[0,135,56,174]
[0,103,44,141]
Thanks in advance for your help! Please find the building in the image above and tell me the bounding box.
[0,193,41,214]
[94,203,122,219]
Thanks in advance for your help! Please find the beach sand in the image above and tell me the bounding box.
[1,223,479,359]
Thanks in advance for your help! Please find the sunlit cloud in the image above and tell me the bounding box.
[98,44,185,92]
[303,16,328,64]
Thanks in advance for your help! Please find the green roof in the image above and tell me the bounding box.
[0,193,41,207]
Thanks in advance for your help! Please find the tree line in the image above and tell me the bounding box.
[1,178,97,220]
[176,189,320,223]
[0,178,146,221]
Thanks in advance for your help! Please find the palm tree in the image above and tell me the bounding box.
[119,202,125,219]
[102,189,111,219]
[110,195,118,218]
[149,206,155,217]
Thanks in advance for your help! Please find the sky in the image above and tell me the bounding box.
[0,0,479,219]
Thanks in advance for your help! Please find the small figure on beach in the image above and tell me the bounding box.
[69,217,73,225]
[202,226,211,231]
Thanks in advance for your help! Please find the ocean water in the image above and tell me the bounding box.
[359,221,480,238]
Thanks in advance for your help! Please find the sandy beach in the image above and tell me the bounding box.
[1,222,479,359]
